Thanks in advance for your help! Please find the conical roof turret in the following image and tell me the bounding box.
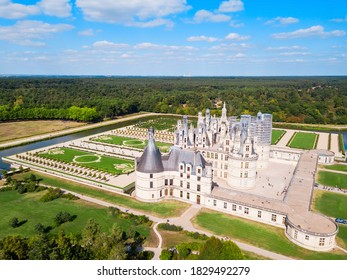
[136,127,164,173]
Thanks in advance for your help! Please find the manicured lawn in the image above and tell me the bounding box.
[13,171,189,218]
[323,164,347,173]
[93,135,171,152]
[312,190,347,219]
[135,117,179,131]
[271,129,286,145]
[288,132,317,149]
[0,190,150,239]
[38,147,134,175]
[337,225,347,249]
[193,209,347,259]
[317,171,347,189]
[0,120,85,143]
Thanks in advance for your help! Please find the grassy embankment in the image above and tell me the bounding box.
[13,171,189,218]
[193,209,347,260]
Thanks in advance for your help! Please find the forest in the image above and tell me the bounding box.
[0,76,346,124]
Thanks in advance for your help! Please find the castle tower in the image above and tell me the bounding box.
[227,125,258,189]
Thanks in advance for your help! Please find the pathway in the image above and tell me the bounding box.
[276,129,295,147]
[331,133,343,157]
[316,132,329,150]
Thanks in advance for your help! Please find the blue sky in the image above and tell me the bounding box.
[0,0,346,76]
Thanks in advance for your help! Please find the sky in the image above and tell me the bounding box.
[0,0,346,76]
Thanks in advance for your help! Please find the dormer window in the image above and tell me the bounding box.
[246,145,250,152]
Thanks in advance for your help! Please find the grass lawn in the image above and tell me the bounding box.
[38,147,134,175]
[317,171,347,189]
[13,171,189,218]
[322,164,347,173]
[0,190,150,239]
[312,190,347,219]
[271,129,286,145]
[288,132,317,149]
[93,135,171,152]
[0,120,85,143]
[193,209,347,260]
[135,117,179,131]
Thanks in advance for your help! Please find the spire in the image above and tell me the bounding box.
[221,102,227,121]
[137,127,164,173]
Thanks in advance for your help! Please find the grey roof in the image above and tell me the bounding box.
[162,146,209,176]
[136,133,164,173]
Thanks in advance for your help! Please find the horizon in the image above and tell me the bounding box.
[0,1,346,76]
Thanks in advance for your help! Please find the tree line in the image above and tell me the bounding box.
[0,76,346,124]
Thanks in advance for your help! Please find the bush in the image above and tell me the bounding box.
[9,217,20,228]
[160,249,173,260]
[61,193,79,200]
[158,223,183,232]
[54,211,74,227]
[184,231,209,240]
[0,186,15,192]
[40,188,63,202]
[108,207,121,217]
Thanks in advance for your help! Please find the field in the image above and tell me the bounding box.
[323,164,347,173]
[93,135,171,153]
[288,132,318,149]
[317,171,347,189]
[38,147,134,175]
[13,171,189,218]
[271,129,286,145]
[0,190,150,239]
[312,190,347,219]
[0,120,85,143]
[193,209,347,259]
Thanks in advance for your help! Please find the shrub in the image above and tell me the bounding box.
[54,211,74,227]
[40,188,63,202]
[61,193,79,200]
[0,186,15,192]
[9,217,20,228]
[158,223,183,232]
[160,249,173,260]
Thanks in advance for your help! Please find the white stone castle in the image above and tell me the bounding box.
[135,104,338,252]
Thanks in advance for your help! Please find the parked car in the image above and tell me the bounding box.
[335,218,347,224]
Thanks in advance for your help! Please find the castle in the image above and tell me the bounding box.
[135,104,338,252]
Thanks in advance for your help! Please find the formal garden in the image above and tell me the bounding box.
[287,132,318,149]
[271,129,286,145]
[92,135,171,153]
[317,171,347,189]
[37,147,134,175]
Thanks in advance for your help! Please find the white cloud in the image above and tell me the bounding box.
[265,17,299,25]
[331,16,347,22]
[78,28,94,36]
[76,0,190,27]
[187,35,218,42]
[134,42,197,51]
[266,45,307,51]
[37,0,71,18]
[225,32,250,41]
[128,18,174,28]
[210,43,251,51]
[279,52,309,56]
[272,25,346,39]
[0,20,74,46]
[193,10,230,23]
[92,41,129,49]
[0,0,39,19]
[229,21,244,28]
[218,0,244,13]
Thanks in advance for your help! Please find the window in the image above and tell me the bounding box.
[187,182,190,189]
[224,164,228,170]
[150,174,153,178]
[213,200,217,206]
[226,147,229,152]
[207,152,210,158]
[187,193,190,200]
[180,173,183,178]
[170,179,173,185]
[246,145,249,152]
[319,238,325,246]
[197,176,201,181]
[224,202,227,209]
[258,211,262,218]
[244,207,249,214]
[241,162,243,168]
[187,174,190,179]
[180,165,183,170]
[180,181,183,187]
[215,153,218,159]
[226,140,229,146]
[305,235,309,241]
[271,214,277,222]
[240,172,243,178]
[198,168,201,174]
[294,230,298,239]
[165,179,168,185]
[232,204,236,211]
[239,206,242,210]
[245,154,249,158]
[180,191,183,198]
[150,182,153,188]
[245,162,249,169]
[152,194,154,198]
[160,190,162,197]
[197,184,201,191]
[187,166,191,172]
[224,172,227,179]
[169,189,173,196]
[244,172,248,178]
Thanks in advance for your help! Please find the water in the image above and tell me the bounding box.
[343,131,347,151]
[0,118,147,171]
